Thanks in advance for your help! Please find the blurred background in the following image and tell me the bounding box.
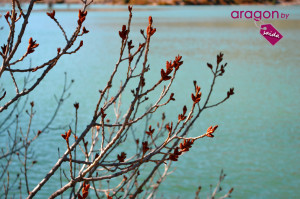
[0,2,300,198]
[1,0,300,6]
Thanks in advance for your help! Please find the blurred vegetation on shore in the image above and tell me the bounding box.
[0,0,299,5]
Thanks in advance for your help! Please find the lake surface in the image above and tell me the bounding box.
[0,4,300,198]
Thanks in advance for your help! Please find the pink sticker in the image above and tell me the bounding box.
[260,24,283,46]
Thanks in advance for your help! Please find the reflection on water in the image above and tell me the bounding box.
[0,5,300,198]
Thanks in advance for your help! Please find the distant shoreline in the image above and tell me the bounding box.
[0,0,299,6]
[0,4,299,13]
[0,3,299,14]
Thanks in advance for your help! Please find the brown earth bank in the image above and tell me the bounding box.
[0,0,299,5]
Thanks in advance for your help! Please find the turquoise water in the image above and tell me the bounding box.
[1,5,300,198]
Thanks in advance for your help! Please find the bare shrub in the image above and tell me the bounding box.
[0,1,234,198]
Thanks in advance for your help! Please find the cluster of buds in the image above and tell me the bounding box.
[168,139,194,161]
[227,88,234,98]
[57,48,61,55]
[178,105,187,122]
[216,52,229,76]
[81,27,89,35]
[46,10,55,19]
[206,125,218,138]
[218,62,227,76]
[217,52,224,65]
[165,122,173,134]
[74,102,79,110]
[169,93,175,101]
[147,16,156,37]
[27,38,39,54]
[119,25,128,41]
[191,83,201,104]
[179,139,194,152]
[78,182,90,199]
[78,10,87,26]
[173,55,183,71]
[1,44,7,55]
[4,10,21,25]
[128,40,134,51]
[140,76,146,87]
[128,5,132,14]
[101,108,107,119]
[207,53,229,77]
[4,11,10,24]
[117,152,127,163]
[161,55,183,81]
[127,40,134,62]
[145,125,155,136]
[61,129,71,142]
[168,147,182,161]
[142,141,149,154]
